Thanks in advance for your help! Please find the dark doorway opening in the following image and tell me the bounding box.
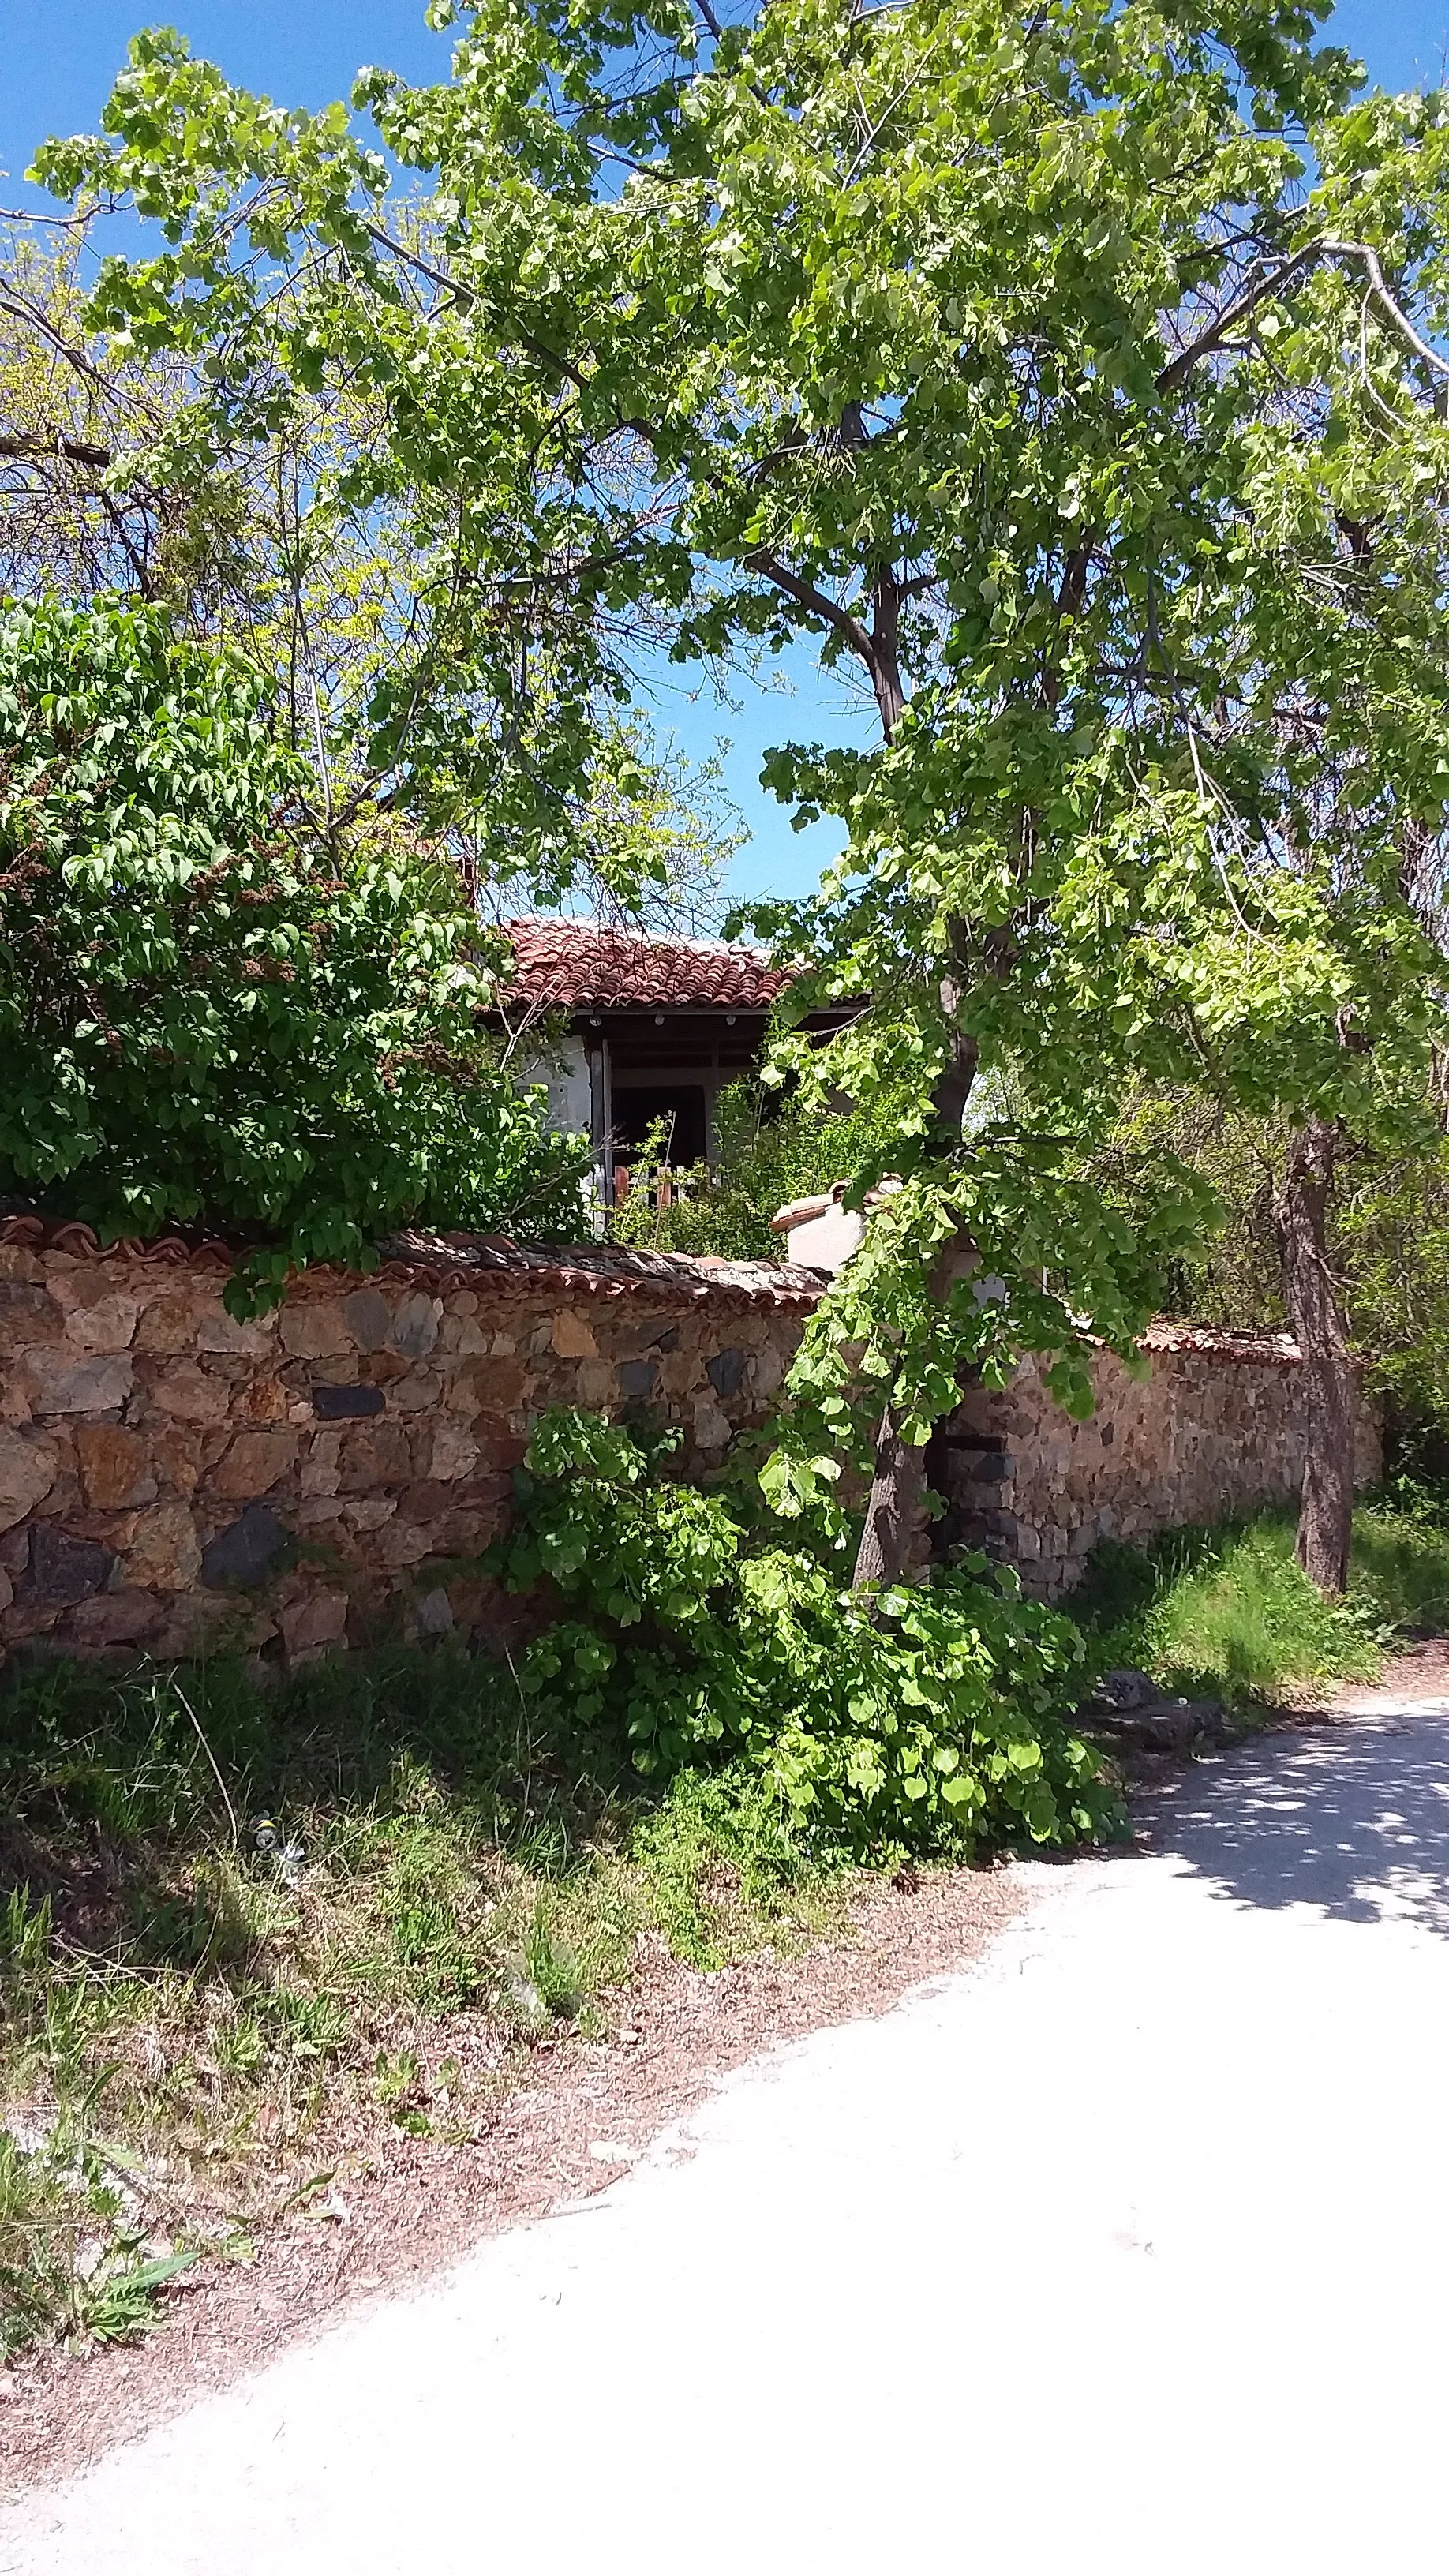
[612,1084,708,1165]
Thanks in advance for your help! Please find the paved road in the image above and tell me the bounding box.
[7,1700,1449,2576]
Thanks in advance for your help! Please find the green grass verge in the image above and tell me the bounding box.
[1073,1488,1449,1699]
[0,1649,844,2364]
[13,1485,1444,2364]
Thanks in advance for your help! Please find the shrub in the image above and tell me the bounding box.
[609,1077,917,1262]
[493,1410,1121,1857]
[0,598,586,1299]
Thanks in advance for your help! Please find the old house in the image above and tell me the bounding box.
[500,918,851,1199]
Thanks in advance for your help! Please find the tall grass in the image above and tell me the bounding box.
[1074,1490,1449,1698]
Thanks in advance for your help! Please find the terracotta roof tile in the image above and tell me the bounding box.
[1140,1322,1303,1365]
[0,1217,826,1311]
[501,918,788,1013]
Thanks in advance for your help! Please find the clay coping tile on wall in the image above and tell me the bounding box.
[376,1230,829,1309]
[500,918,791,1014]
[1139,1323,1304,1366]
[0,1222,1315,1349]
[0,1216,829,1312]
[0,1216,236,1269]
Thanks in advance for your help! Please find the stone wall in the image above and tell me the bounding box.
[933,1326,1383,1597]
[0,1222,820,1664]
[0,1222,1383,1660]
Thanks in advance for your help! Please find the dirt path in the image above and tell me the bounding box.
[0,1859,1026,2497]
[6,1675,1449,2573]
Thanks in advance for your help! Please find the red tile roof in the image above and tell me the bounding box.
[502,918,788,1014]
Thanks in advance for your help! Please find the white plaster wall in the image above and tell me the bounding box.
[516,1034,593,1137]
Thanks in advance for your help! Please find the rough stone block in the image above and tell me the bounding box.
[194,1308,276,1356]
[76,1425,157,1511]
[751,1343,786,1400]
[311,1383,385,1421]
[617,1358,659,1399]
[149,1360,230,1423]
[469,1421,527,1471]
[201,1503,290,1589]
[338,1423,414,1492]
[2,1602,61,1642]
[551,1308,598,1359]
[388,1372,441,1413]
[414,1585,454,1638]
[28,1523,114,1605]
[691,1400,732,1454]
[300,1431,343,1497]
[429,1423,479,1482]
[65,1589,163,1649]
[342,1287,393,1351]
[389,1292,441,1359]
[151,1428,204,1496]
[125,1502,203,1592]
[22,1350,133,1416]
[375,1518,433,1570]
[0,1283,65,1343]
[234,1377,289,1424]
[63,1294,140,1353]
[213,1432,299,1499]
[460,1361,521,1419]
[706,1346,745,1398]
[279,1301,354,1360]
[0,1426,59,1531]
[279,1588,350,1658]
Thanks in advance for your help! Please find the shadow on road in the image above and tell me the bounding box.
[1144,1713,1449,1936]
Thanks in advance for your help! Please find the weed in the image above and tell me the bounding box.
[1073,1492,1448,1697]
[0,1643,870,2362]
[0,2084,197,2360]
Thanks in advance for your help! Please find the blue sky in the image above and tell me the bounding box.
[0,0,1442,900]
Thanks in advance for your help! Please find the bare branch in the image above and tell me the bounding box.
[1156,249,1317,394]
[0,429,110,470]
[1159,237,1449,399]
[743,545,878,672]
[0,204,91,230]
[1323,238,1449,384]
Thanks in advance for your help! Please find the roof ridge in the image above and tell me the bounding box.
[505,915,766,957]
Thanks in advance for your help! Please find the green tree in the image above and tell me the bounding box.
[1093,1081,1449,1470]
[0,597,586,1296]
[0,221,739,942]
[35,0,1449,1586]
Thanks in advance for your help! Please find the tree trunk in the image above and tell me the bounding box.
[852,1403,928,1589]
[1275,1119,1356,1596]
[851,1043,977,1591]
